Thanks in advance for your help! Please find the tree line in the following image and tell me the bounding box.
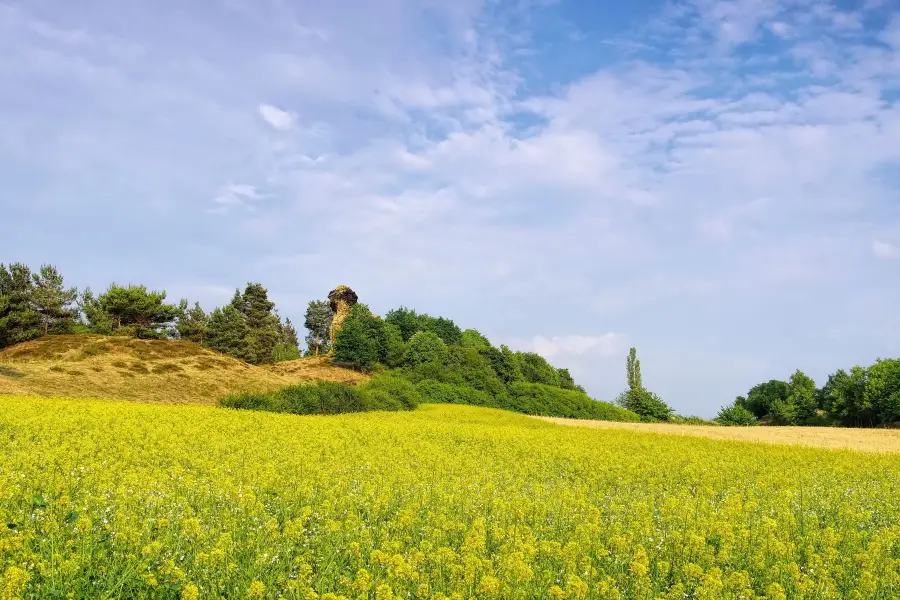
[717,359,900,427]
[0,263,300,365]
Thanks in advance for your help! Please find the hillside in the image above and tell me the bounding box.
[0,335,368,405]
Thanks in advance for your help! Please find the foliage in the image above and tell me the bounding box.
[303,299,333,356]
[459,329,492,351]
[332,303,386,370]
[222,379,416,415]
[508,382,641,421]
[176,300,208,344]
[205,305,250,360]
[12,397,900,597]
[513,352,561,387]
[358,374,422,411]
[384,307,462,345]
[272,343,301,363]
[617,347,673,422]
[30,264,78,335]
[272,317,301,362]
[716,401,757,426]
[743,380,791,419]
[383,324,408,368]
[96,284,180,339]
[0,263,42,348]
[232,283,280,365]
[402,331,449,367]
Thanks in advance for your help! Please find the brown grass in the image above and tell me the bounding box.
[536,416,900,453]
[0,335,369,406]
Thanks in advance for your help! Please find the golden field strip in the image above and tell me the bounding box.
[537,417,900,453]
[2,396,900,599]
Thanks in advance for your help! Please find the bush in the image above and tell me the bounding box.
[509,382,641,422]
[359,374,422,411]
[415,379,494,406]
[716,402,756,426]
[402,331,448,367]
[220,392,277,412]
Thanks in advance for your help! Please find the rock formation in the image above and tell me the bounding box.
[327,285,359,351]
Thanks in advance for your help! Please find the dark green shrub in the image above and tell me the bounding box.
[276,381,367,415]
[220,392,277,412]
[360,374,421,410]
[415,379,493,406]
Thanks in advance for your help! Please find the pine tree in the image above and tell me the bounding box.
[97,284,179,338]
[233,283,279,364]
[272,315,301,362]
[0,263,42,348]
[304,299,334,356]
[31,264,78,335]
[206,305,250,360]
[176,299,209,344]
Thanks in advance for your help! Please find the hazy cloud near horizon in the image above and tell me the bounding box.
[2,0,899,416]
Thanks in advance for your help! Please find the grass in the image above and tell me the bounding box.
[0,335,368,405]
[539,416,900,453]
[1,396,900,599]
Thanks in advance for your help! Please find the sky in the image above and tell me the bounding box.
[1,0,899,417]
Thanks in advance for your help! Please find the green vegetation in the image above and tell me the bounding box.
[0,263,301,365]
[718,359,900,426]
[221,375,419,415]
[615,347,674,422]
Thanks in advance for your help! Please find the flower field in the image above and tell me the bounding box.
[1,396,900,599]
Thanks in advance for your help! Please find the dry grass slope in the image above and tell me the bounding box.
[0,335,368,405]
[538,416,900,453]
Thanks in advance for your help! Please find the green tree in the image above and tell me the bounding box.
[384,307,421,342]
[459,329,492,351]
[332,303,387,370]
[97,284,179,338]
[716,400,756,426]
[743,380,791,419]
[514,352,561,387]
[419,315,462,346]
[866,358,900,425]
[403,331,449,367]
[785,370,819,424]
[481,345,523,384]
[0,263,42,348]
[30,265,78,335]
[206,305,250,360]
[77,288,114,334]
[232,283,279,365]
[617,347,673,422]
[273,316,301,362]
[384,324,408,367]
[304,300,334,356]
[176,300,208,344]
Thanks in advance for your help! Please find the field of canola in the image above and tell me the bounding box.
[1,395,900,600]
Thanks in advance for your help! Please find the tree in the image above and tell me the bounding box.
[30,265,78,335]
[385,307,421,342]
[206,305,250,360]
[273,316,301,362]
[384,324,408,367]
[403,331,449,367]
[514,352,561,387]
[96,284,180,338]
[743,380,791,419]
[0,263,42,348]
[332,303,386,370]
[460,329,492,351]
[176,299,209,344]
[716,400,756,426]
[304,300,334,356]
[785,370,819,424]
[419,315,462,346]
[232,283,279,365]
[617,347,673,422]
[78,288,114,334]
[866,358,900,425]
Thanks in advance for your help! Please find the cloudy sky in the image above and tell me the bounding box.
[2,0,899,416]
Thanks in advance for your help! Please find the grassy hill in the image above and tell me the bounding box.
[0,335,368,405]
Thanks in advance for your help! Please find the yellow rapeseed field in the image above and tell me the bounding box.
[2,396,900,599]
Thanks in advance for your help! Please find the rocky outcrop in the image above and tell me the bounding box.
[327,285,359,351]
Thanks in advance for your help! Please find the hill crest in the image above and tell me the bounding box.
[0,335,368,405]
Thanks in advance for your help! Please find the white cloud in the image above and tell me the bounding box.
[873,239,900,260]
[526,334,626,360]
[258,103,295,131]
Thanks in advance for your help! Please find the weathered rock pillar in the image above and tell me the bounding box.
[327,285,359,352]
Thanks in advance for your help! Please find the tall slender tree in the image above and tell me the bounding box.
[304,299,334,356]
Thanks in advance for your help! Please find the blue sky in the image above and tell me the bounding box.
[2,0,899,416]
